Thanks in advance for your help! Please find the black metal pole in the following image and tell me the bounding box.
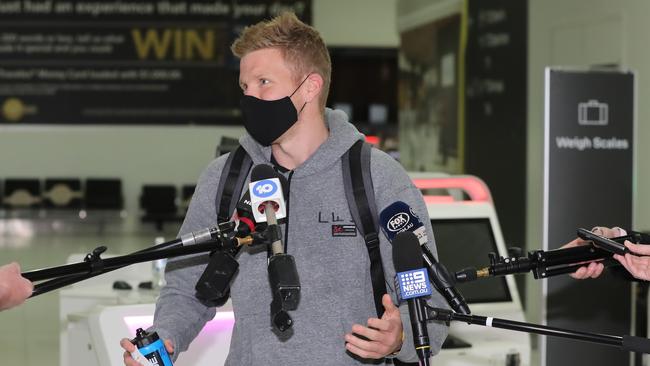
[29,239,186,297]
[23,222,238,283]
[540,258,619,279]
[22,239,233,298]
[22,239,223,282]
[22,238,184,282]
[424,307,650,353]
[534,245,610,267]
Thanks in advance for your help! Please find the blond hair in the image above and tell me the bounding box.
[231,12,331,109]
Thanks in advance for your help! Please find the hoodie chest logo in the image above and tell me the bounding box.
[318,211,357,237]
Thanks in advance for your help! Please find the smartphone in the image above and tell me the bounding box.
[577,228,629,255]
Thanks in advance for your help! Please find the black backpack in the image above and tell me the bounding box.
[214,140,388,318]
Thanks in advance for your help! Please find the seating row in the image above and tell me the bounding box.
[1,178,123,210]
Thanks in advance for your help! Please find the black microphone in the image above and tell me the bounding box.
[235,191,255,237]
[393,231,432,366]
[455,257,535,283]
[249,164,300,332]
[177,221,236,248]
[193,200,259,307]
[380,201,471,314]
[194,250,239,307]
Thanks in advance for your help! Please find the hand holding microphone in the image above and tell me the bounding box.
[564,226,625,279]
[614,242,650,281]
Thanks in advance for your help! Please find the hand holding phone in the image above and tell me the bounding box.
[577,228,629,255]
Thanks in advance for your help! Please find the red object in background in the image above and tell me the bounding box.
[365,135,380,146]
[412,176,492,203]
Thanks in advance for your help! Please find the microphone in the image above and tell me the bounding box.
[194,250,239,307]
[452,233,639,283]
[249,164,300,332]
[193,203,259,307]
[380,201,471,314]
[178,221,235,248]
[250,164,287,255]
[393,231,433,366]
[179,221,256,251]
[454,258,534,283]
[234,191,256,237]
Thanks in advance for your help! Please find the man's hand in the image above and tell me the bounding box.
[562,227,625,279]
[344,294,403,359]
[120,337,174,366]
[0,262,33,311]
[613,241,650,281]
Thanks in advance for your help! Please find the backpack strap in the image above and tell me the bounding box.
[215,141,387,318]
[342,139,387,318]
[214,145,253,222]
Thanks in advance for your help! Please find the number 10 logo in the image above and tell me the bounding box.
[252,179,278,198]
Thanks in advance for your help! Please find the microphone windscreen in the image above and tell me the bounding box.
[235,191,255,234]
[379,201,425,243]
[250,164,288,197]
[455,268,478,283]
[251,164,277,181]
[393,231,424,273]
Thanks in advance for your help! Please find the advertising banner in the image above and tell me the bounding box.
[543,68,635,366]
[0,0,311,124]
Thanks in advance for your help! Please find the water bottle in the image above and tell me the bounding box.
[131,328,173,366]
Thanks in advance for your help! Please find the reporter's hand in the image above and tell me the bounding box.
[613,241,650,281]
[344,294,403,359]
[120,337,174,366]
[563,227,625,279]
[0,262,33,311]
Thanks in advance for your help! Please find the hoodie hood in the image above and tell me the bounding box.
[239,108,364,178]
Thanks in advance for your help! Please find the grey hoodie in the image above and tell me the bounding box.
[152,109,449,365]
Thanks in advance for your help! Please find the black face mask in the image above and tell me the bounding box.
[240,76,309,146]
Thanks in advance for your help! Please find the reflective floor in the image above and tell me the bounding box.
[0,218,179,365]
[0,218,543,366]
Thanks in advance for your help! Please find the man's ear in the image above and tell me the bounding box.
[303,73,324,104]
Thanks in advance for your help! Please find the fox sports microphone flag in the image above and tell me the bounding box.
[380,201,427,245]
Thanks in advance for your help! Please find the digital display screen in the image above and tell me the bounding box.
[431,218,512,303]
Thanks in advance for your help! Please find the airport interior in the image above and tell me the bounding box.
[1,0,649,365]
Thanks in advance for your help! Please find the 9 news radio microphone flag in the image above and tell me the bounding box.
[380,201,471,314]
[393,231,433,366]
[234,191,256,237]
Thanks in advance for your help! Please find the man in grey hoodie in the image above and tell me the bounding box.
[121,12,449,366]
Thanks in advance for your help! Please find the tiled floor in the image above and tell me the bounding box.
[0,218,179,365]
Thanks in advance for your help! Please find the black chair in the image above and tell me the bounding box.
[216,136,240,157]
[3,178,42,209]
[43,178,83,209]
[85,178,124,210]
[180,184,196,213]
[140,184,181,231]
